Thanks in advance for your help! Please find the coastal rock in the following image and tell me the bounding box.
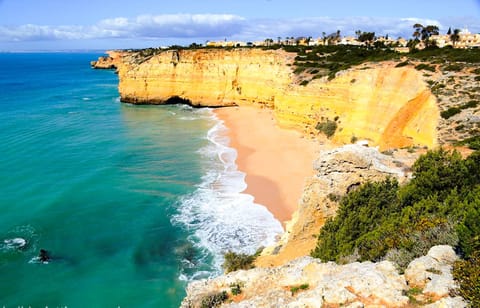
[103,49,438,150]
[181,256,409,308]
[256,144,411,266]
[91,56,116,69]
[405,245,459,298]
[182,246,464,307]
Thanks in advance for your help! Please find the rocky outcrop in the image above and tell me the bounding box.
[91,50,126,69]
[181,246,465,308]
[256,144,414,267]
[405,245,461,300]
[100,49,439,150]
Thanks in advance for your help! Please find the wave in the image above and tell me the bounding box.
[172,110,283,280]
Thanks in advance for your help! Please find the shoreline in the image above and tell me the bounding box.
[214,106,318,226]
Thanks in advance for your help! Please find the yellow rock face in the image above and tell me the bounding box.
[116,48,294,107]
[276,63,438,150]
[111,49,439,149]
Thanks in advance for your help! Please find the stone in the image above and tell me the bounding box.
[423,296,467,308]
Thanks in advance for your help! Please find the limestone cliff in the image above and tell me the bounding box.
[256,144,416,267]
[102,49,439,150]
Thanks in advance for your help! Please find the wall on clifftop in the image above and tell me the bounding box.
[111,49,439,150]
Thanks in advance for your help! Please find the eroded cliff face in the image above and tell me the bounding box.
[115,48,294,108]
[107,49,439,150]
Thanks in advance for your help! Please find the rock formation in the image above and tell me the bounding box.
[256,144,415,267]
[181,245,465,308]
[98,49,439,150]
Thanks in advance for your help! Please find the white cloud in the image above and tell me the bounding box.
[0,14,478,45]
[0,14,246,42]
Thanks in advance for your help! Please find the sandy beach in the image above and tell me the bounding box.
[215,106,318,225]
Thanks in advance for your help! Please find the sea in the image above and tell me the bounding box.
[0,53,283,307]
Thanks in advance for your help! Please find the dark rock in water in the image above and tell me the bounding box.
[39,249,50,262]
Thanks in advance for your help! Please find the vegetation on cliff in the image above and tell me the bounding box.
[312,148,480,303]
[312,148,480,262]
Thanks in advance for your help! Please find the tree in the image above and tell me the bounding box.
[450,28,461,47]
[412,23,440,48]
[358,31,375,47]
[413,23,423,41]
[355,30,362,39]
[264,38,274,46]
[447,27,452,35]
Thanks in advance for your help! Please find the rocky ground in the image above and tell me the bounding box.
[182,245,465,307]
[417,61,480,146]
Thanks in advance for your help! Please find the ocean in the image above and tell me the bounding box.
[0,53,283,307]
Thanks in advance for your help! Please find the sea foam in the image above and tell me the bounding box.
[172,110,284,279]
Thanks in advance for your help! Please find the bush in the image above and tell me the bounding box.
[414,63,436,72]
[312,149,480,266]
[223,251,256,273]
[457,135,480,150]
[290,284,309,295]
[315,120,337,138]
[230,283,242,296]
[453,251,480,305]
[395,61,409,67]
[200,291,228,308]
[440,107,461,119]
[443,63,464,72]
[461,100,479,110]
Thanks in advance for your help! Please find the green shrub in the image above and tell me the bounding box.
[395,61,409,67]
[230,283,243,296]
[315,120,337,138]
[200,291,228,308]
[457,136,480,150]
[453,251,480,305]
[443,63,464,71]
[461,100,479,110]
[290,283,309,295]
[223,251,256,273]
[312,149,480,266]
[441,107,461,119]
[414,63,436,72]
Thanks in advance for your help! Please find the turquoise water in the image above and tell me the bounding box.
[0,53,282,307]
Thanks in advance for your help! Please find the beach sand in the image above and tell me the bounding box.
[215,106,318,225]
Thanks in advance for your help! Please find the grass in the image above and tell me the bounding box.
[290,283,309,295]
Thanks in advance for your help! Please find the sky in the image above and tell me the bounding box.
[0,0,479,51]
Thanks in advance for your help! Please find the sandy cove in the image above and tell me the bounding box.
[214,106,318,226]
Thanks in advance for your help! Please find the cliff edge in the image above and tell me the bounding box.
[99,48,439,150]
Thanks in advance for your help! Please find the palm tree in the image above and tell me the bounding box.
[450,29,461,47]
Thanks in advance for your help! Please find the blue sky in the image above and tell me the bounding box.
[0,0,479,51]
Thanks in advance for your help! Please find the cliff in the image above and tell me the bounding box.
[102,48,439,150]
[255,144,415,267]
